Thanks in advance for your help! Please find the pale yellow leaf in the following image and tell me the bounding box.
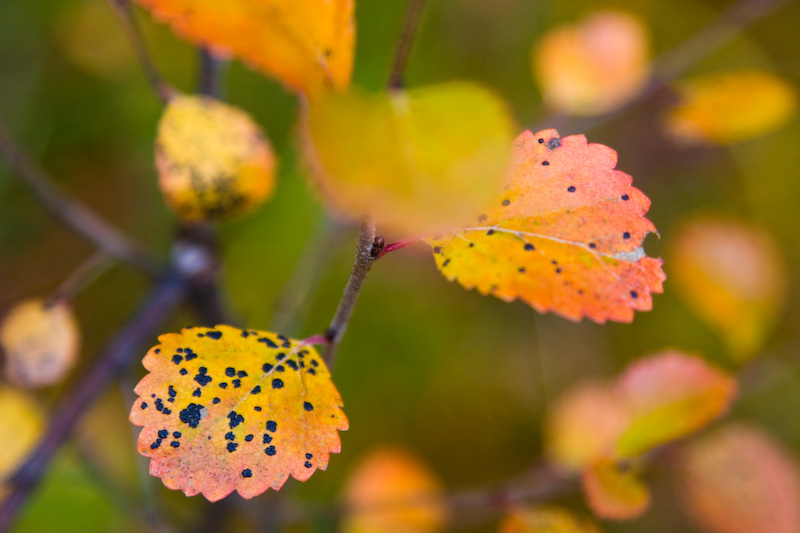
[0,298,80,388]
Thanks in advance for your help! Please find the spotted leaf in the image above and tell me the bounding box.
[156,95,276,221]
[129,325,347,501]
[134,0,354,96]
[428,129,665,323]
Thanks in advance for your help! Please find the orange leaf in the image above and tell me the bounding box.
[670,216,788,361]
[499,505,601,533]
[582,459,650,520]
[429,129,665,323]
[614,351,736,458]
[664,70,796,145]
[341,447,448,533]
[675,424,800,533]
[545,382,629,471]
[532,11,650,116]
[156,95,277,221]
[0,298,80,388]
[134,0,354,96]
[129,326,348,501]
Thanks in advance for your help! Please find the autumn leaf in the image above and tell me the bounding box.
[341,447,448,533]
[614,351,736,458]
[545,382,628,470]
[532,11,650,116]
[134,0,354,96]
[428,129,665,323]
[675,424,800,533]
[0,298,80,388]
[582,459,650,520]
[129,325,347,501]
[669,216,787,361]
[156,95,276,221]
[0,386,44,498]
[664,70,796,144]
[304,82,515,235]
[499,505,601,533]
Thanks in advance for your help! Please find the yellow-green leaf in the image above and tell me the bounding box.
[614,351,736,458]
[134,0,354,96]
[304,82,515,235]
[428,129,665,323]
[582,459,650,520]
[499,505,601,533]
[0,298,80,388]
[341,447,448,533]
[156,95,276,221]
[664,70,796,144]
[532,11,650,116]
[129,325,347,501]
[670,216,788,361]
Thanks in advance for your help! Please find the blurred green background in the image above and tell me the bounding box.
[1,0,800,531]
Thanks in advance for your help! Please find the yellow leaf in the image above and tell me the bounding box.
[428,129,665,323]
[582,459,650,521]
[499,505,601,533]
[532,11,650,116]
[341,447,448,533]
[304,82,515,235]
[614,351,736,458]
[0,386,44,496]
[129,326,348,501]
[670,217,788,361]
[676,424,800,533]
[0,298,80,388]
[664,70,797,144]
[134,0,354,96]
[545,382,629,471]
[156,95,276,221]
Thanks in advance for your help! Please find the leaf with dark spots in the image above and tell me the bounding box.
[130,325,348,501]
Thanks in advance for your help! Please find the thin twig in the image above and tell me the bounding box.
[534,0,790,134]
[277,462,575,527]
[387,0,427,89]
[270,217,348,335]
[322,218,379,368]
[108,0,175,103]
[0,120,159,275]
[0,270,188,531]
[48,251,114,306]
[197,48,228,99]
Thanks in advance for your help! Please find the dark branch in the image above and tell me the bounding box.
[108,0,175,103]
[197,48,228,99]
[322,218,378,369]
[0,120,159,275]
[387,0,427,89]
[0,270,188,531]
